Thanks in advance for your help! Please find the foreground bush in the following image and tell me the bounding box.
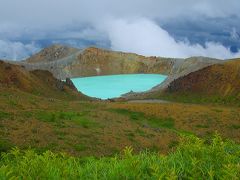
[0,135,239,179]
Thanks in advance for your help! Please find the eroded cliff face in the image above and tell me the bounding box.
[10,45,223,98]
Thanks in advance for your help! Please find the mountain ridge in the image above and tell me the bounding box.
[9,45,222,97]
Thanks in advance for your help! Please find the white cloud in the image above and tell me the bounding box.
[0,0,239,27]
[104,18,240,59]
[1,18,239,60]
[0,40,40,60]
[0,0,239,60]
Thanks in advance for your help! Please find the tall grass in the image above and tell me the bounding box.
[0,135,239,179]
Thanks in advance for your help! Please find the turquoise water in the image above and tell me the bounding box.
[71,74,167,99]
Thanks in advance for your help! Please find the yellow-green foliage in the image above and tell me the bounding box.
[0,135,239,179]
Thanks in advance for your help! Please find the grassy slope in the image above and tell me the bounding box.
[0,60,89,100]
[0,60,240,153]
[148,58,240,105]
[0,87,240,157]
[0,58,240,178]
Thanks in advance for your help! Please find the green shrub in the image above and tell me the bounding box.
[230,124,240,129]
[0,135,239,179]
[149,117,175,129]
[0,139,13,153]
[196,124,210,129]
[0,111,11,120]
[74,144,87,152]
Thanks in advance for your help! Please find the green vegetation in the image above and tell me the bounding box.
[0,135,239,179]
[35,111,82,122]
[149,117,175,129]
[230,124,240,130]
[110,109,145,121]
[0,111,11,120]
[34,110,99,128]
[168,140,179,149]
[212,109,223,113]
[111,109,175,129]
[196,124,210,129]
[135,128,146,137]
[0,139,13,153]
[74,143,87,152]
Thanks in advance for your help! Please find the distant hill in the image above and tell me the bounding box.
[0,60,90,100]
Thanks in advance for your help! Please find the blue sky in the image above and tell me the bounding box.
[0,0,239,60]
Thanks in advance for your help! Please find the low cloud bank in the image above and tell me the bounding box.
[0,40,40,60]
[105,18,240,59]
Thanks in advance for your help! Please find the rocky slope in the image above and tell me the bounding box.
[0,60,90,100]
